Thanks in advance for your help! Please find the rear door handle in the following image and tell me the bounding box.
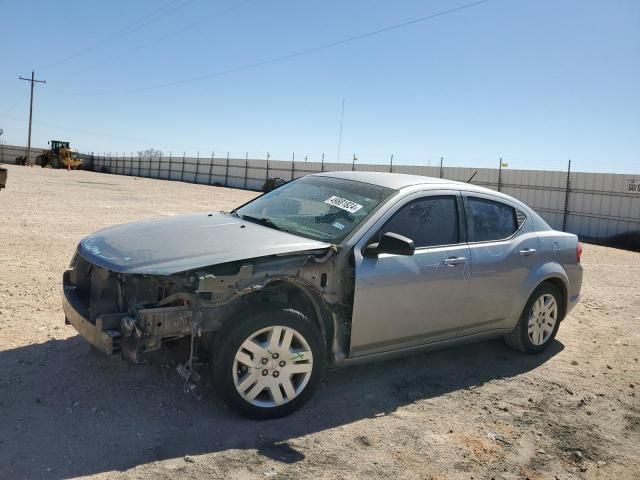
[443,256,467,266]
[519,248,537,256]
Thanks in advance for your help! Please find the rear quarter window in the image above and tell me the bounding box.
[466,197,518,242]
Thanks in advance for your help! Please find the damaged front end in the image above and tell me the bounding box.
[63,245,347,363]
[63,253,248,362]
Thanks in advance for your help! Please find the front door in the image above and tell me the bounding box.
[349,191,471,357]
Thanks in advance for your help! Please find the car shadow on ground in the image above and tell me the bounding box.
[0,333,563,478]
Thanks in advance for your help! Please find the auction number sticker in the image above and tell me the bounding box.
[324,196,363,213]
[626,179,640,193]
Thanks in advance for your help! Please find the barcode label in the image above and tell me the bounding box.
[324,196,364,214]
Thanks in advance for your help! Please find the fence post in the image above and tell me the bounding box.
[208,151,214,184]
[439,157,444,178]
[157,153,161,178]
[244,152,248,190]
[224,152,230,186]
[389,154,393,173]
[169,152,173,180]
[352,154,356,171]
[195,152,200,184]
[291,152,295,180]
[180,152,185,182]
[266,152,270,180]
[562,160,571,232]
[321,153,325,172]
[497,157,503,192]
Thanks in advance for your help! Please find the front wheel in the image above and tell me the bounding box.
[504,283,562,353]
[211,308,326,419]
[50,155,62,169]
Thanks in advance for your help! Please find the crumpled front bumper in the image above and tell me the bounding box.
[62,268,207,359]
[62,270,120,355]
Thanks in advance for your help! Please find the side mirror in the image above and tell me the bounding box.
[364,232,415,257]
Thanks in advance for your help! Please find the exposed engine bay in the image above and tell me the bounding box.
[64,246,354,365]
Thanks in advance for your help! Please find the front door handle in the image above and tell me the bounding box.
[443,256,467,266]
[519,248,537,256]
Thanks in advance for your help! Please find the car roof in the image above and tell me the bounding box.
[312,171,459,189]
[312,170,529,207]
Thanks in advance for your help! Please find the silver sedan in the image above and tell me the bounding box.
[63,172,583,418]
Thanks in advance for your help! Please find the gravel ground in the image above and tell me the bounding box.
[0,164,638,480]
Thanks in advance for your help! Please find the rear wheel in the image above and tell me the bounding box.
[211,308,326,419]
[504,283,562,353]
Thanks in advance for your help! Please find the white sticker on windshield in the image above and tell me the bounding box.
[324,196,363,214]
[332,221,345,230]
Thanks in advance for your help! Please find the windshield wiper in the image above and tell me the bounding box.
[239,215,292,234]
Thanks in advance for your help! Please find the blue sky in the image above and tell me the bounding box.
[1,0,638,172]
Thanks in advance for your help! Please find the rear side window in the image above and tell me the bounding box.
[465,197,518,242]
[381,196,459,248]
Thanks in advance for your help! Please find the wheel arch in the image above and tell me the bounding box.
[508,264,570,328]
[540,277,568,320]
[238,278,335,352]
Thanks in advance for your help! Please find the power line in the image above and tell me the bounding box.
[41,0,194,70]
[78,0,491,95]
[81,0,255,72]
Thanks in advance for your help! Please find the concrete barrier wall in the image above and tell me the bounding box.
[2,144,638,241]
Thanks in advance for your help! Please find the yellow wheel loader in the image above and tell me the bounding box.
[36,140,83,169]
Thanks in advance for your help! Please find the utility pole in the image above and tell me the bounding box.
[19,71,46,166]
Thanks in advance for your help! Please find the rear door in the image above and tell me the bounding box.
[349,190,471,357]
[457,192,540,335]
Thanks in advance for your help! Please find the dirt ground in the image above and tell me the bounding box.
[0,164,638,480]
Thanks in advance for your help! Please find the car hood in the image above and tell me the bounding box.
[77,212,332,275]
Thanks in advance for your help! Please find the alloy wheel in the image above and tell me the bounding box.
[527,293,558,346]
[232,325,314,408]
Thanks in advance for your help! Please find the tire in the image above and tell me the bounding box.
[211,308,326,419]
[504,283,563,354]
[50,155,61,169]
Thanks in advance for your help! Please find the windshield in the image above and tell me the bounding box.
[234,176,396,243]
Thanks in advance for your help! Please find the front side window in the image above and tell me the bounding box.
[465,197,518,242]
[234,176,396,243]
[381,196,459,248]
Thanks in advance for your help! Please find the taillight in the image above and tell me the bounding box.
[576,242,583,263]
